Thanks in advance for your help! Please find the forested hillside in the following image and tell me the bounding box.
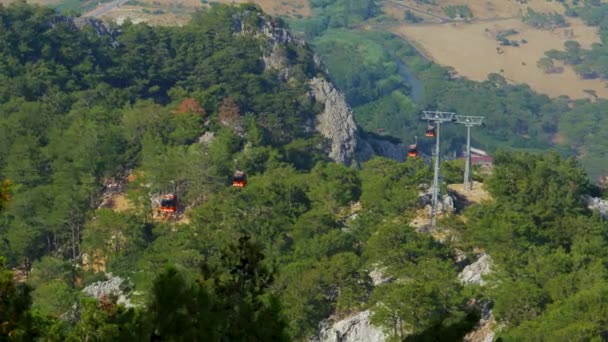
[2,2,608,342]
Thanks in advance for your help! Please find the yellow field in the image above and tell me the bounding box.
[392,17,608,99]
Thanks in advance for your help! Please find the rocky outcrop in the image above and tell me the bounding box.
[587,196,608,219]
[233,13,362,165]
[233,11,409,166]
[459,255,495,342]
[197,131,215,144]
[459,253,492,286]
[83,274,134,307]
[309,77,360,165]
[50,16,120,47]
[464,300,495,342]
[310,310,386,342]
[232,11,306,81]
[368,265,393,286]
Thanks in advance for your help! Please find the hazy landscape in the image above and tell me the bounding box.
[3,1,608,341]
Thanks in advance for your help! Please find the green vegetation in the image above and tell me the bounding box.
[522,8,568,29]
[496,29,520,46]
[539,2,608,81]
[292,0,380,39]
[0,3,471,340]
[460,151,608,340]
[404,10,423,24]
[442,5,473,19]
[3,1,608,341]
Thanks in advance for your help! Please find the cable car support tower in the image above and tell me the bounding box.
[454,115,485,191]
[422,111,455,227]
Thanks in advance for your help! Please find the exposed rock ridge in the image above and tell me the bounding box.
[310,310,386,342]
[587,196,608,219]
[459,254,495,342]
[464,300,495,342]
[233,11,408,166]
[458,253,492,286]
[309,77,360,165]
[50,16,121,47]
[82,274,134,307]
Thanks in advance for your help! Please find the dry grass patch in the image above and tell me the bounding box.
[448,181,491,204]
[392,18,608,99]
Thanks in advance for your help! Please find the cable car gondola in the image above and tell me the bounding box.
[407,136,419,158]
[232,171,247,188]
[425,125,436,137]
[160,194,177,213]
[407,144,418,158]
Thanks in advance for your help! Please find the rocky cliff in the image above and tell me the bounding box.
[458,254,496,342]
[51,16,121,47]
[310,311,386,342]
[587,196,608,219]
[83,274,134,307]
[458,253,492,286]
[233,11,400,166]
[308,77,361,165]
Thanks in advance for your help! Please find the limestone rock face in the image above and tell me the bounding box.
[464,300,495,342]
[458,253,492,286]
[232,11,409,166]
[82,274,134,307]
[368,266,393,286]
[232,13,361,165]
[309,77,360,165]
[197,131,215,144]
[311,310,386,342]
[232,11,306,81]
[51,16,120,47]
[588,196,608,219]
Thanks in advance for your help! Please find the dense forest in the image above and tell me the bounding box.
[2,2,608,341]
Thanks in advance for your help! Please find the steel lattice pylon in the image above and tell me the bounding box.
[421,111,456,227]
[454,115,485,191]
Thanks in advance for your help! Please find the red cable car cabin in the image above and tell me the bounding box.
[160,194,177,213]
[232,171,247,188]
[407,144,418,158]
[425,125,436,137]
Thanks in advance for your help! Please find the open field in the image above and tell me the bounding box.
[392,17,608,99]
[382,0,565,21]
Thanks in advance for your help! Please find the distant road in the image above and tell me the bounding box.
[82,0,129,18]
[383,0,450,23]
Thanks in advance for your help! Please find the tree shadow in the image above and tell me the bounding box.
[404,311,480,342]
